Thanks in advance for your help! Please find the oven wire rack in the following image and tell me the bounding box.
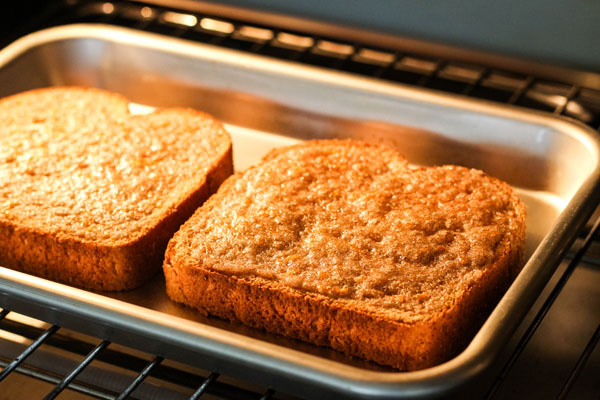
[0,0,599,399]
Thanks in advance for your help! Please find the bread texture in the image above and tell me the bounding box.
[164,139,526,370]
[0,87,232,291]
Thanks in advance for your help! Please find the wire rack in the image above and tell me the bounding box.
[0,311,278,399]
[1,1,599,399]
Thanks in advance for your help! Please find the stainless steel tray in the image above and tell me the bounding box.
[0,25,599,399]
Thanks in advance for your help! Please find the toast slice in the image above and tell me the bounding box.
[164,139,526,370]
[0,87,232,291]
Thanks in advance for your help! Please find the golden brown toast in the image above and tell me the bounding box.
[0,87,232,291]
[164,139,526,370]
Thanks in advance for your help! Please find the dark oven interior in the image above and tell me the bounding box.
[0,1,599,399]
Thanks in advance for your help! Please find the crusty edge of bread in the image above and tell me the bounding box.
[162,140,527,369]
[0,144,233,291]
[164,216,525,370]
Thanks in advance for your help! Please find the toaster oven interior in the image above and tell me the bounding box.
[0,1,599,399]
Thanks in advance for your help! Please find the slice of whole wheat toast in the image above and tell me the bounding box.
[0,86,232,291]
[164,139,526,370]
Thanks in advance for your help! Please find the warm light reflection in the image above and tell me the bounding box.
[128,102,156,115]
[527,91,566,108]
[355,48,394,65]
[441,64,482,81]
[236,26,273,42]
[396,56,437,73]
[0,330,31,345]
[7,312,49,329]
[101,2,114,14]
[161,11,198,27]
[140,6,153,19]
[275,32,314,49]
[200,18,234,34]
[565,100,593,122]
[316,40,353,56]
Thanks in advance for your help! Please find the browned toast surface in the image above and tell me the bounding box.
[164,139,526,370]
[0,87,232,290]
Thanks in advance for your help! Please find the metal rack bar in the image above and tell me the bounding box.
[43,339,110,400]
[0,317,192,387]
[260,388,275,400]
[0,359,116,400]
[555,322,600,400]
[0,324,59,383]
[507,76,535,105]
[461,68,491,96]
[486,215,600,399]
[115,355,164,400]
[0,316,272,399]
[189,372,218,400]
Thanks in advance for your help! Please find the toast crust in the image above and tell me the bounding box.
[0,87,233,290]
[165,234,516,369]
[164,139,526,369]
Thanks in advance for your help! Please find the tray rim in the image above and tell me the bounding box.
[0,24,599,398]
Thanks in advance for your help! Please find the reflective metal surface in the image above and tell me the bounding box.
[0,25,599,399]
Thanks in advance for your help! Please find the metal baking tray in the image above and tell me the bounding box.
[0,25,599,399]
